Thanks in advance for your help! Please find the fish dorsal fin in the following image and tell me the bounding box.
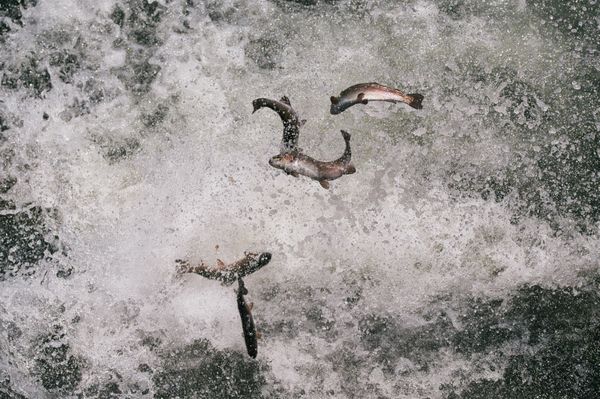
[330,96,339,105]
[280,96,291,105]
[319,180,330,189]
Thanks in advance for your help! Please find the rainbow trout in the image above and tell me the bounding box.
[236,278,257,358]
[269,130,355,189]
[330,82,424,114]
[252,96,305,152]
[176,252,272,286]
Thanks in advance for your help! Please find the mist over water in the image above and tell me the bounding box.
[1,0,599,398]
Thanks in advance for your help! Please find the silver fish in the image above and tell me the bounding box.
[269,130,356,189]
[252,96,305,152]
[330,82,424,114]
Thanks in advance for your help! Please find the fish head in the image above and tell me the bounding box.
[330,96,342,114]
[268,152,295,170]
[258,252,272,266]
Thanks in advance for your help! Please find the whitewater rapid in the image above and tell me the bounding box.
[1,1,599,398]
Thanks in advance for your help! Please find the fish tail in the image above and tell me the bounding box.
[251,99,265,114]
[341,129,351,142]
[407,93,424,109]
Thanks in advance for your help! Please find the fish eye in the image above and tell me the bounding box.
[260,253,272,263]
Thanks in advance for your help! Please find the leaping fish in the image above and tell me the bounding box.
[176,251,272,286]
[252,96,305,152]
[330,82,424,114]
[236,278,258,358]
[268,130,356,189]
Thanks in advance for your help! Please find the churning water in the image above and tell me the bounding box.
[1,0,599,398]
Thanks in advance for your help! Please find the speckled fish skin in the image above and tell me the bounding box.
[176,252,272,286]
[268,130,356,189]
[330,82,424,114]
[252,97,301,152]
[236,278,257,359]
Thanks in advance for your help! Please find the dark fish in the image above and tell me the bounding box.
[252,96,305,152]
[269,130,356,189]
[330,82,424,114]
[176,252,272,286]
[236,278,257,358]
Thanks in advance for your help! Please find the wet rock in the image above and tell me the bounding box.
[527,0,600,43]
[451,298,519,354]
[34,325,83,393]
[141,103,169,127]
[110,5,126,28]
[206,1,237,23]
[1,56,52,97]
[0,175,16,193]
[152,339,267,399]
[59,97,90,121]
[359,312,454,371]
[126,0,165,47]
[82,78,106,105]
[0,376,28,399]
[0,0,37,25]
[82,380,124,399]
[244,36,284,70]
[104,137,141,163]
[0,205,60,280]
[118,58,161,96]
[444,283,600,399]
[49,50,80,84]
[0,20,10,38]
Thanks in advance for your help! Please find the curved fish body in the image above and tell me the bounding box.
[252,96,303,152]
[269,130,356,189]
[330,82,424,114]
[176,252,272,286]
[236,278,257,358]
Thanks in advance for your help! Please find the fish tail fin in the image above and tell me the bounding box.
[407,93,424,110]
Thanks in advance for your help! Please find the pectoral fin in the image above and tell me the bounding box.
[319,180,330,189]
[217,259,225,267]
[248,302,254,311]
[291,171,299,178]
[257,331,263,339]
[357,93,368,104]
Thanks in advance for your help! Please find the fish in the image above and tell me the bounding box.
[236,278,258,358]
[176,251,272,286]
[330,82,424,114]
[252,96,305,152]
[268,130,356,189]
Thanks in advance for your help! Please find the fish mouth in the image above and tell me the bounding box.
[330,105,341,115]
